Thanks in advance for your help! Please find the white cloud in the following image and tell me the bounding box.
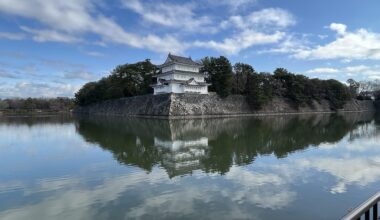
[0,81,81,98]
[82,51,104,57]
[0,0,185,53]
[194,30,285,55]
[63,70,96,81]
[0,0,298,55]
[221,8,296,30]
[122,0,215,33]
[304,64,380,79]
[247,8,296,29]
[294,23,380,60]
[0,69,18,78]
[258,34,310,54]
[329,23,347,35]
[207,0,257,11]
[20,26,82,43]
[305,67,339,74]
[344,65,370,73]
[0,31,25,40]
[194,8,295,54]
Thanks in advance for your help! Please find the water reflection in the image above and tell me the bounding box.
[75,113,374,177]
[1,113,380,220]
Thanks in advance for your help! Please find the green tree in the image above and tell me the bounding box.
[201,56,233,98]
[232,63,255,94]
[324,79,351,109]
[24,98,37,110]
[246,72,273,110]
[0,99,9,110]
[75,59,156,106]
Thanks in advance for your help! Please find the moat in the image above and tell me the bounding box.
[1,113,380,219]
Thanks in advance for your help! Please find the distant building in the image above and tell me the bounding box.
[152,53,209,95]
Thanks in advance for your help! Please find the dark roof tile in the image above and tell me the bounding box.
[167,53,201,66]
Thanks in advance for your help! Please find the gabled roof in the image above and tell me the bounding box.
[160,53,202,67]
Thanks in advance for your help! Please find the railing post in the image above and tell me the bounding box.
[365,210,370,220]
[342,191,380,220]
[374,203,378,220]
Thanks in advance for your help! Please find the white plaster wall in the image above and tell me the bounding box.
[174,64,199,73]
[173,74,205,82]
[170,83,184,93]
[154,86,171,94]
[196,76,205,82]
[162,65,174,73]
[163,63,200,73]
[183,86,208,94]
[154,84,186,94]
[154,83,208,95]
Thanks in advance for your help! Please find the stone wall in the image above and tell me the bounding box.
[74,93,375,117]
[75,94,171,116]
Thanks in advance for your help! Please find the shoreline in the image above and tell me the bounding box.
[0,112,72,117]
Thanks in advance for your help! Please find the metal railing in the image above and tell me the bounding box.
[342,191,380,220]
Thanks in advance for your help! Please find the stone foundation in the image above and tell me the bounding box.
[74,93,375,117]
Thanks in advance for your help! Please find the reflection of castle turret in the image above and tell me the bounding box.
[154,120,210,178]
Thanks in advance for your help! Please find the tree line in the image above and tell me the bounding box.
[75,56,357,110]
[75,59,155,106]
[0,97,74,112]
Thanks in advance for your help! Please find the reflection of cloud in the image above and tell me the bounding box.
[0,170,168,220]
[0,181,24,194]
[125,166,296,219]
[331,182,346,194]
[0,164,297,220]
[225,166,296,209]
[300,157,380,194]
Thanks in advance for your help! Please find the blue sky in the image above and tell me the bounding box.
[1,0,380,98]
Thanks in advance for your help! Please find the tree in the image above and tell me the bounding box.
[0,99,9,110]
[232,63,255,94]
[24,98,36,110]
[75,82,98,106]
[75,59,156,106]
[347,78,360,97]
[374,90,380,100]
[0,98,74,112]
[273,68,351,109]
[201,56,233,98]
[324,79,351,109]
[245,72,273,110]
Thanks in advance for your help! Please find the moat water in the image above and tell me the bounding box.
[1,113,380,219]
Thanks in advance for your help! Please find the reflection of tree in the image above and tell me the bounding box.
[75,113,374,177]
[0,114,73,127]
[346,112,380,141]
[75,118,163,171]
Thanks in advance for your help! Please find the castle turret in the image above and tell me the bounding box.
[152,53,209,95]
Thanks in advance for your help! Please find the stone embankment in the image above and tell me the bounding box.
[74,93,375,118]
